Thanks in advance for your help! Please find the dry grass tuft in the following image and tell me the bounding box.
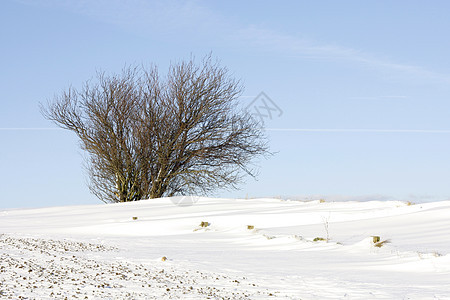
[374,239,390,248]
[199,221,210,228]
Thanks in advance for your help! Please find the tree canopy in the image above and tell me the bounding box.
[41,56,269,203]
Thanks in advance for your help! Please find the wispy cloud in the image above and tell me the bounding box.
[348,95,408,100]
[16,0,225,37]
[16,0,450,84]
[237,26,450,84]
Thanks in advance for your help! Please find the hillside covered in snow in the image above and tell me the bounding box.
[1,197,450,299]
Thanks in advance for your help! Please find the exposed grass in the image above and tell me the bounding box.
[199,221,210,228]
[374,240,390,248]
[313,237,327,242]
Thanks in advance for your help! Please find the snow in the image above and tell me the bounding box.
[1,197,450,299]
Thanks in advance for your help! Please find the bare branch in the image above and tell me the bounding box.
[42,56,270,203]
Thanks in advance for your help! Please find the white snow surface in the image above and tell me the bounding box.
[1,197,450,299]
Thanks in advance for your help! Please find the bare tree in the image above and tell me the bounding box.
[41,56,269,203]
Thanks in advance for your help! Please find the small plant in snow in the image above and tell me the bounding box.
[372,235,391,248]
[322,215,330,242]
[193,221,211,232]
[374,239,390,248]
[200,221,210,228]
[313,237,327,242]
[371,235,390,247]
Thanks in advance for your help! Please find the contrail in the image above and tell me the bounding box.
[2,127,450,134]
[265,128,450,133]
[0,128,63,131]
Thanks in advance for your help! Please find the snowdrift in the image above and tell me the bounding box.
[1,197,450,299]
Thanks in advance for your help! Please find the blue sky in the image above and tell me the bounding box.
[2,0,450,208]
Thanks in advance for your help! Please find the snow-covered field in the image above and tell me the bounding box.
[1,197,450,299]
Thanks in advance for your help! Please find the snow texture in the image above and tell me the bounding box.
[1,197,450,299]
